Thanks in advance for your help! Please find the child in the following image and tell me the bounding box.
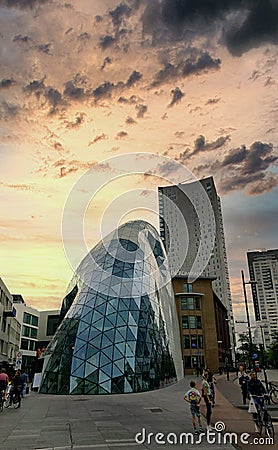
[184,380,203,434]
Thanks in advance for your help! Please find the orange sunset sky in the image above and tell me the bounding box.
[0,0,277,330]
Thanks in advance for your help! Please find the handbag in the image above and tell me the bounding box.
[248,396,257,414]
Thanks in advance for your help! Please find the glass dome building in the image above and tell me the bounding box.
[40,220,183,394]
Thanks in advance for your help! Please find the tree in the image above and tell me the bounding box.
[266,332,278,368]
[236,332,259,369]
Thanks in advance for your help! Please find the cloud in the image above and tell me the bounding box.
[109,3,132,28]
[141,0,278,56]
[99,35,116,50]
[168,87,184,107]
[116,131,128,139]
[0,101,20,119]
[0,78,16,88]
[152,50,221,87]
[192,134,230,154]
[88,133,108,145]
[195,140,278,195]
[0,0,49,8]
[126,70,142,87]
[100,56,112,70]
[226,1,278,57]
[125,115,137,125]
[135,103,147,118]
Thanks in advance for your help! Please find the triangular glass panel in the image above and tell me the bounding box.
[86,344,99,358]
[124,378,133,393]
[112,364,123,378]
[87,353,100,367]
[101,363,112,376]
[99,380,111,393]
[102,345,113,360]
[100,352,111,367]
[85,361,97,378]
[113,347,124,361]
[99,370,110,384]
[93,318,104,331]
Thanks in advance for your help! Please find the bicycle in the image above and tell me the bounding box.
[4,386,21,409]
[251,395,275,439]
[0,389,5,412]
[268,381,278,405]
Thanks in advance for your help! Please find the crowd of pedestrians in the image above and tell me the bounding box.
[0,367,30,408]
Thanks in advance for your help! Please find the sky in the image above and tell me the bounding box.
[0,0,277,333]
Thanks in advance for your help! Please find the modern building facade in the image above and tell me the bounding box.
[37,309,60,349]
[0,278,20,368]
[172,276,231,374]
[12,294,40,373]
[158,177,235,362]
[247,249,278,349]
[40,221,183,395]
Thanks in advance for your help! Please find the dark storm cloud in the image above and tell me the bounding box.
[99,35,116,50]
[93,81,116,101]
[126,70,142,87]
[141,0,278,56]
[0,78,15,88]
[45,88,62,107]
[118,95,140,104]
[195,140,278,195]
[109,3,132,28]
[192,134,230,154]
[152,50,221,86]
[63,81,86,101]
[226,1,278,57]
[168,87,184,107]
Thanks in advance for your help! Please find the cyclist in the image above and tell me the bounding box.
[247,371,268,430]
[0,368,9,398]
[9,370,22,408]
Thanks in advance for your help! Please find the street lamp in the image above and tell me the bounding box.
[241,270,257,369]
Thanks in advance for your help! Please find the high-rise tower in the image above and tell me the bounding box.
[158,176,235,361]
[247,248,278,349]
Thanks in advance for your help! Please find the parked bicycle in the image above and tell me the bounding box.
[268,381,278,405]
[250,394,275,439]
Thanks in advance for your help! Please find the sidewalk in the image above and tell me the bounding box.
[0,374,276,450]
[198,373,277,450]
[0,377,235,450]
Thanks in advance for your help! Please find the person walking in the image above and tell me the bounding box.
[239,370,249,405]
[21,370,29,397]
[202,372,213,430]
[184,380,203,434]
[207,368,217,406]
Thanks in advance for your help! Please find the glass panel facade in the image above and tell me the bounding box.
[40,220,183,395]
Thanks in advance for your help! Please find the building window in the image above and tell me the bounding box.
[190,335,197,349]
[184,356,191,368]
[182,316,189,329]
[180,296,201,310]
[189,316,196,329]
[46,315,60,336]
[196,316,202,329]
[198,335,203,348]
[184,283,193,293]
[183,335,190,349]
[23,312,38,327]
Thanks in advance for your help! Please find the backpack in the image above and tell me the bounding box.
[189,390,198,404]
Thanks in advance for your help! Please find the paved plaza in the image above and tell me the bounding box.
[0,371,277,450]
